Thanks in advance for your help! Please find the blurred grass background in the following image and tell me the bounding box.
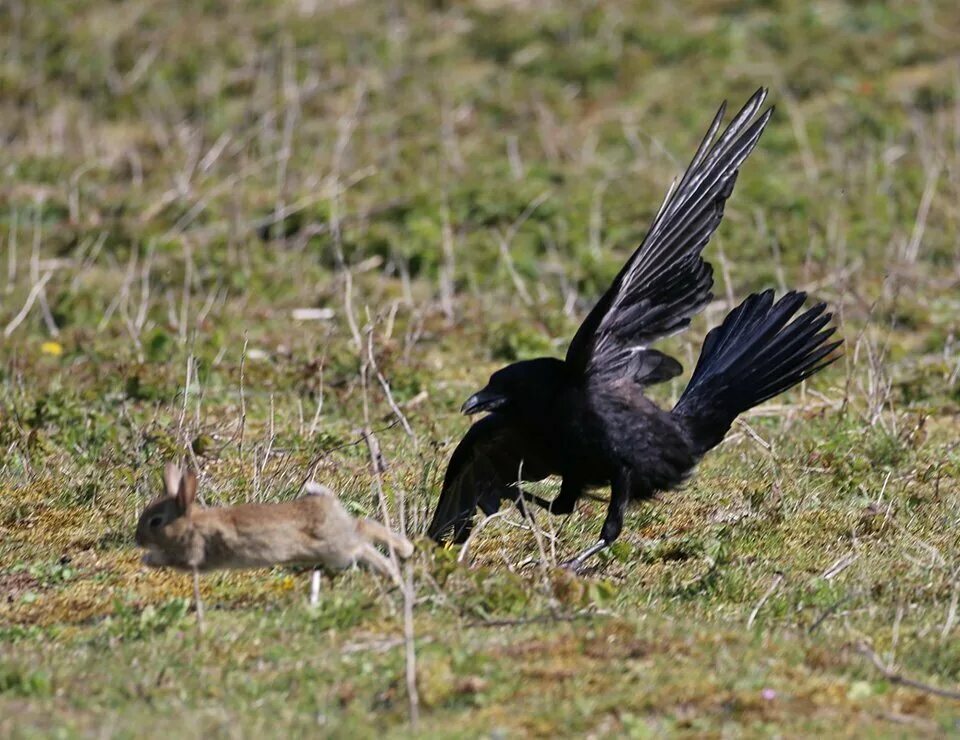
[2,0,960,735]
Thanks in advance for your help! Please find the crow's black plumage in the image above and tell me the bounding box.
[428,89,842,569]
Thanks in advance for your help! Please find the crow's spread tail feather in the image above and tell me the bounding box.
[673,290,841,455]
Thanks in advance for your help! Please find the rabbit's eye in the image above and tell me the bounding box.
[148,516,164,529]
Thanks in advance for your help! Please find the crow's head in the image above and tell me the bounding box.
[461,357,569,417]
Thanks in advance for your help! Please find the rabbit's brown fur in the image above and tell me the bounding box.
[135,465,413,585]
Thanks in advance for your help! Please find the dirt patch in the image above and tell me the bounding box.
[0,572,43,604]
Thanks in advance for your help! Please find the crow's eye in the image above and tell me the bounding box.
[149,516,164,529]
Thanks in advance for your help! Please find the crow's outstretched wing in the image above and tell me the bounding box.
[427,414,551,544]
[565,88,774,384]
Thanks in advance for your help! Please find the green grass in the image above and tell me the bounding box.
[2,0,960,735]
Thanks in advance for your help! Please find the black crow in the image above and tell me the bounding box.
[427,89,841,570]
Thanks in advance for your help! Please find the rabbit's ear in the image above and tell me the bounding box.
[176,468,198,513]
[164,463,181,497]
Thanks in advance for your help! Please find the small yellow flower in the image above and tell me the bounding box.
[278,575,295,591]
[41,341,63,356]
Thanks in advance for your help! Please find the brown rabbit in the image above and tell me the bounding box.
[136,464,414,624]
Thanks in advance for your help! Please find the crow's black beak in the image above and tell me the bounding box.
[461,388,508,415]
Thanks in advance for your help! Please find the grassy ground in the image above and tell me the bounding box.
[2,0,960,735]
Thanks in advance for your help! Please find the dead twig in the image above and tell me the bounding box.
[465,611,606,629]
[358,317,418,729]
[856,641,960,701]
[807,594,852,634]
[4,271,53,338]
[746,571,783,629]
[457,512,512,566]
[365,327,418,450]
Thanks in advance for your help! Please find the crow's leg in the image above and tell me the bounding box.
[563,470,631,573]
[562,539,610,572]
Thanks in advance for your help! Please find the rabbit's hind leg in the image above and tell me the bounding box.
[193,568,205,633]
[360,544,402,588]
[309,569,322,606]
